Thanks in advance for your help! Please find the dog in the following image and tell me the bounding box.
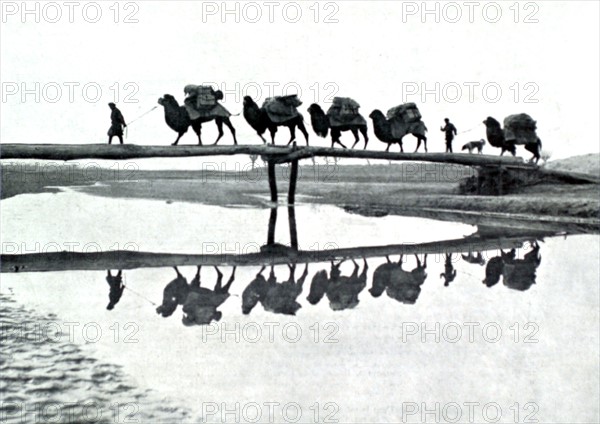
[461,139,486,154]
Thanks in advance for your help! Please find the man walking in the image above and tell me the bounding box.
[440,118,457,153]
[107,102,127,144]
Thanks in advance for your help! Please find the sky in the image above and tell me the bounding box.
[1,0,598,169]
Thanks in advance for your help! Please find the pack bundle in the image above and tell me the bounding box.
[326,97,366,127]
[386,103,422,124]
[263,95,302,123]
[503,113,539,145]
[386,103,425,139]
[183,85,229,120]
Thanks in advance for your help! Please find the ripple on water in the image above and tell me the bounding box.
[0,294,193,423]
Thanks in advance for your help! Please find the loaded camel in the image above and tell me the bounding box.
[242,95,309,146]
[158,94,237,146]
[307,103,369,149]
[369,110,428,153]
[483,116,542,164]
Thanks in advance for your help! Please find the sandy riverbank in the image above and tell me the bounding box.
[2,156,598,228]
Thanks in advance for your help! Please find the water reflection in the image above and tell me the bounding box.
[242,264,308,316]
[501,241,541,291]
[182,266,236,326]
[370,254,428,304]
[440,253,457,287]
[307,259,368,311]
[483,250,514,288]
[481,242,541,290]
[156,266,236,325]
[3,205,551,325]
[462,251,486,265]
[106,270,124,310]
[150,242,541,326]
[156,267,189,317]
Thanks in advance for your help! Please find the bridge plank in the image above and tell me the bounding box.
[0,144,524,167]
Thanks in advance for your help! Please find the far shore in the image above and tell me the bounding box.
[1,157,599,232]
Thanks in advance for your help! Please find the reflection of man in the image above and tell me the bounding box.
[440,253,457,287]
[107,102,126,144]
[106,270,124,310]
[440,118,457,153]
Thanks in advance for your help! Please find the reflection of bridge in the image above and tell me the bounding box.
[0,235,532,273]
[2,144,598,202]
[1,203,550,273]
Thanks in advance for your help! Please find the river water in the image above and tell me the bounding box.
[1,189,598,423]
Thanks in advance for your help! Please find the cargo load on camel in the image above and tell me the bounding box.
[263,95,302,123]
[327,97,367,127]
[386,103,426,139]
[503,113,539,145]
[183,85,231,120]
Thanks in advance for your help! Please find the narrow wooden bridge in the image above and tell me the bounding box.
[2,143,597,203]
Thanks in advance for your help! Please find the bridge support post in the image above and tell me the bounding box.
[268,160,277,202]
[267,207,277,245]
[288,159,298,205]
[288,206,298,250]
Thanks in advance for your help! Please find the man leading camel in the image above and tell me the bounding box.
[107,102,127,144]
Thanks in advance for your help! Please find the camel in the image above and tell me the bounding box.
[483,116,542,164]
[242,96,309,145]
[370,254,428,304]
[307,103,369,149]
[157,94,237,146]
[369,110,428,153]
[307,259,368,310]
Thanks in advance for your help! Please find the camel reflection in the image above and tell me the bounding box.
[307,259,368,310]
[150,234,543,323]
[483,242,541,291]
[156,267,189,317]
[182,266,236,326]
[242,264,308,316]
[462,251,486,266]
[502,241,541,291]
[370,255,428,304]
[156,266,236,325]
[440,253,457,287]
[483,250,515,288]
